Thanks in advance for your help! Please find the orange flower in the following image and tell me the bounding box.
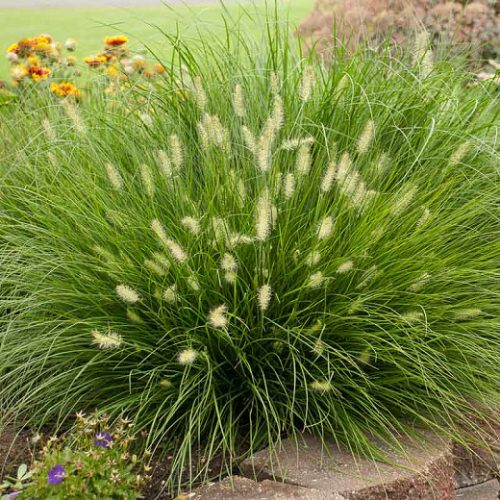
[104,35,128,47]
[84,54,107,67]
[51,81,81,98]
[28,65,51,82]
[152,63,166,75]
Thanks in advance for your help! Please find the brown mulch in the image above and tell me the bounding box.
[0,426,35,480]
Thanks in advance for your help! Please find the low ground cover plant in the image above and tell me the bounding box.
[0,414,147,499]
[0,25,498,496]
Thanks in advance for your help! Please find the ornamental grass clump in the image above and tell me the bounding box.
[0,26,498,495]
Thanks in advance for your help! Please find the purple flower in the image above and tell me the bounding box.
[94,431,113,448]
[5,492,21,499]
[47,464,65,484]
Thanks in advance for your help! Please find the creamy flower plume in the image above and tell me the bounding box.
[193,76,207,109]
[92,329,122,349]
[336,152,352,182]
[116,284,141,304]
[178,348,198,365]
[413,31,431,64]
[221,253,237,272]
[199,113,230,151]
[144,259,166,276]
[224,271,237,284]
[420,50,434,79]
[295,143,312,176]
[356,120,375,154]
[63,100,86,134]
[139,113,153,127]
[140,164,154,197]
[208,304,228,329]
[283,173,295,199]
[105,163,123,190]
[229,233,254,247]
[392,185,417,216]
[232,84,245,118]
[257,118,275,173]
[187,276,200,292]
[308,271,325,288]
[401,310,424,323]
[449,141,471,167]
[453,308,482,321]
[255,190,272,241]
[317,216,333,240]
[170,134,184,170]
[306,251,321,267]
[181,216,200,235]
[197,121,210,150]
[309,380,333,393]
[156,150,173,179]
[299,65,315,102]
[416,207,431,228]
[153,252,170,270]
[336,260,354,274]
[352,180,367,207]
[163,284,178,304]
[258,284,272,311]
[281,136,314,151]
[271,95,284,131]
[211,217,229,243]
[320,161,337,193]
[241,125,257,154]
[42,119,56,142]
[151,219,188,263]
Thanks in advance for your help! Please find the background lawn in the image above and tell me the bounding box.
[0,0,313,79]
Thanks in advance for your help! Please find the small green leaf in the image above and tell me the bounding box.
[17,463,28,480]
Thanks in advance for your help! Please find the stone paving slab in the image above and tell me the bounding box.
[192,475,346,499]
[455,479,499,500]
[238,432,454,500]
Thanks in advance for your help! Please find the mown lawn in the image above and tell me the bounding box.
[0,0,313,79]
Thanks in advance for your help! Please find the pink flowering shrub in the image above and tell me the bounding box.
[297,0,499,59]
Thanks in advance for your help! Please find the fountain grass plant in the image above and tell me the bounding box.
[0,22,498,495]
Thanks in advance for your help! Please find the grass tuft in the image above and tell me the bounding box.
[0,22,499,495]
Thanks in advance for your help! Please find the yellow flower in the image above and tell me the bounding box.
[65,55,77,66]
[7,43,19,54]
[84,54,107,67]
[50,81,81,98]
[27,55,41,67]
[106,64,119,77]
[32,35,52,53]
[104,35,128,47]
